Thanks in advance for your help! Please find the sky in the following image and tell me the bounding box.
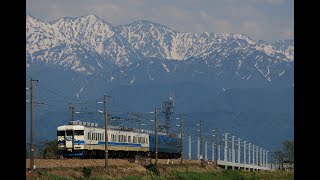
[26,0,294,43]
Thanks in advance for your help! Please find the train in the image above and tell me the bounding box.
[57,120,181,159]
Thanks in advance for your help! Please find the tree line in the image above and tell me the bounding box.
[272,139,294,170]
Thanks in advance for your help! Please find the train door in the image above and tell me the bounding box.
[65,130,74,149]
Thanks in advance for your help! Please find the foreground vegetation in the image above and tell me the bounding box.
[27,165,293,180]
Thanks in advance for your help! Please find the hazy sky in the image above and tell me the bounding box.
[26,0,294,43]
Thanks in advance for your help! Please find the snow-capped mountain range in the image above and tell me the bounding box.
[26,14,293,85]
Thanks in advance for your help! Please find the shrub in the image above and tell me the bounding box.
[145,163,160,176]
[82,167,92,178]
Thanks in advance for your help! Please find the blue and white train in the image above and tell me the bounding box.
[57,120,181,159]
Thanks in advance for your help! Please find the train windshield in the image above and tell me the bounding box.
[57,131,65,136]
[66,130,73,136]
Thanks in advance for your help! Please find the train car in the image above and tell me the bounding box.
[57,120,181,159]
[149,133,181,159]
[57,121,149,158]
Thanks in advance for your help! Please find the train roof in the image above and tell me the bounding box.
[58,121,179,137]
[57,125,84,130]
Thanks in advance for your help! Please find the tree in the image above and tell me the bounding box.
[39,140,59,159]
[282,139,294,169]
[273,150,284,170]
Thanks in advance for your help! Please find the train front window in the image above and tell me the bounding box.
[57,131,65,136]
[66,130,73,136]
[74,130,84,136]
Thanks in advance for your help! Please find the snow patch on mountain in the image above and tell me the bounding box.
[162,63,170,72]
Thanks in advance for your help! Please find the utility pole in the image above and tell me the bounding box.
[29,78,38,173]
[104,95,110,172]
[266,150,268,169]
[180,113,183,165]
[155,107,158,166]
[197,138,200,159]
[248,143,251,167]
[212,141,214,163]
[218,143,221,161]
[188,135,191,160]
[215,128,218,166]
[205,140,207,161]
[244,141,247,170]
[238,138,240,170]
[264,149,267,168]
[252,144,255,167]
[232,136,235,170]
[69,106,75,121]
[224,133,228,169]
[260,148,263,167]
[256,146,259,166]
[270,152,272,170]
[199,120,203,162]
[138,119,141,132]
[30,78,39,173]
[262,148,264,167]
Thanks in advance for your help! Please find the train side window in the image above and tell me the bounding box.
[128,136,131,143]
[74,130,84,136]
[57,131,65,136]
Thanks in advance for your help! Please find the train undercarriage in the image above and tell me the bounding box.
[59,150,181,159]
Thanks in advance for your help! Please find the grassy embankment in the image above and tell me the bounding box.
[26,164,293,180]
